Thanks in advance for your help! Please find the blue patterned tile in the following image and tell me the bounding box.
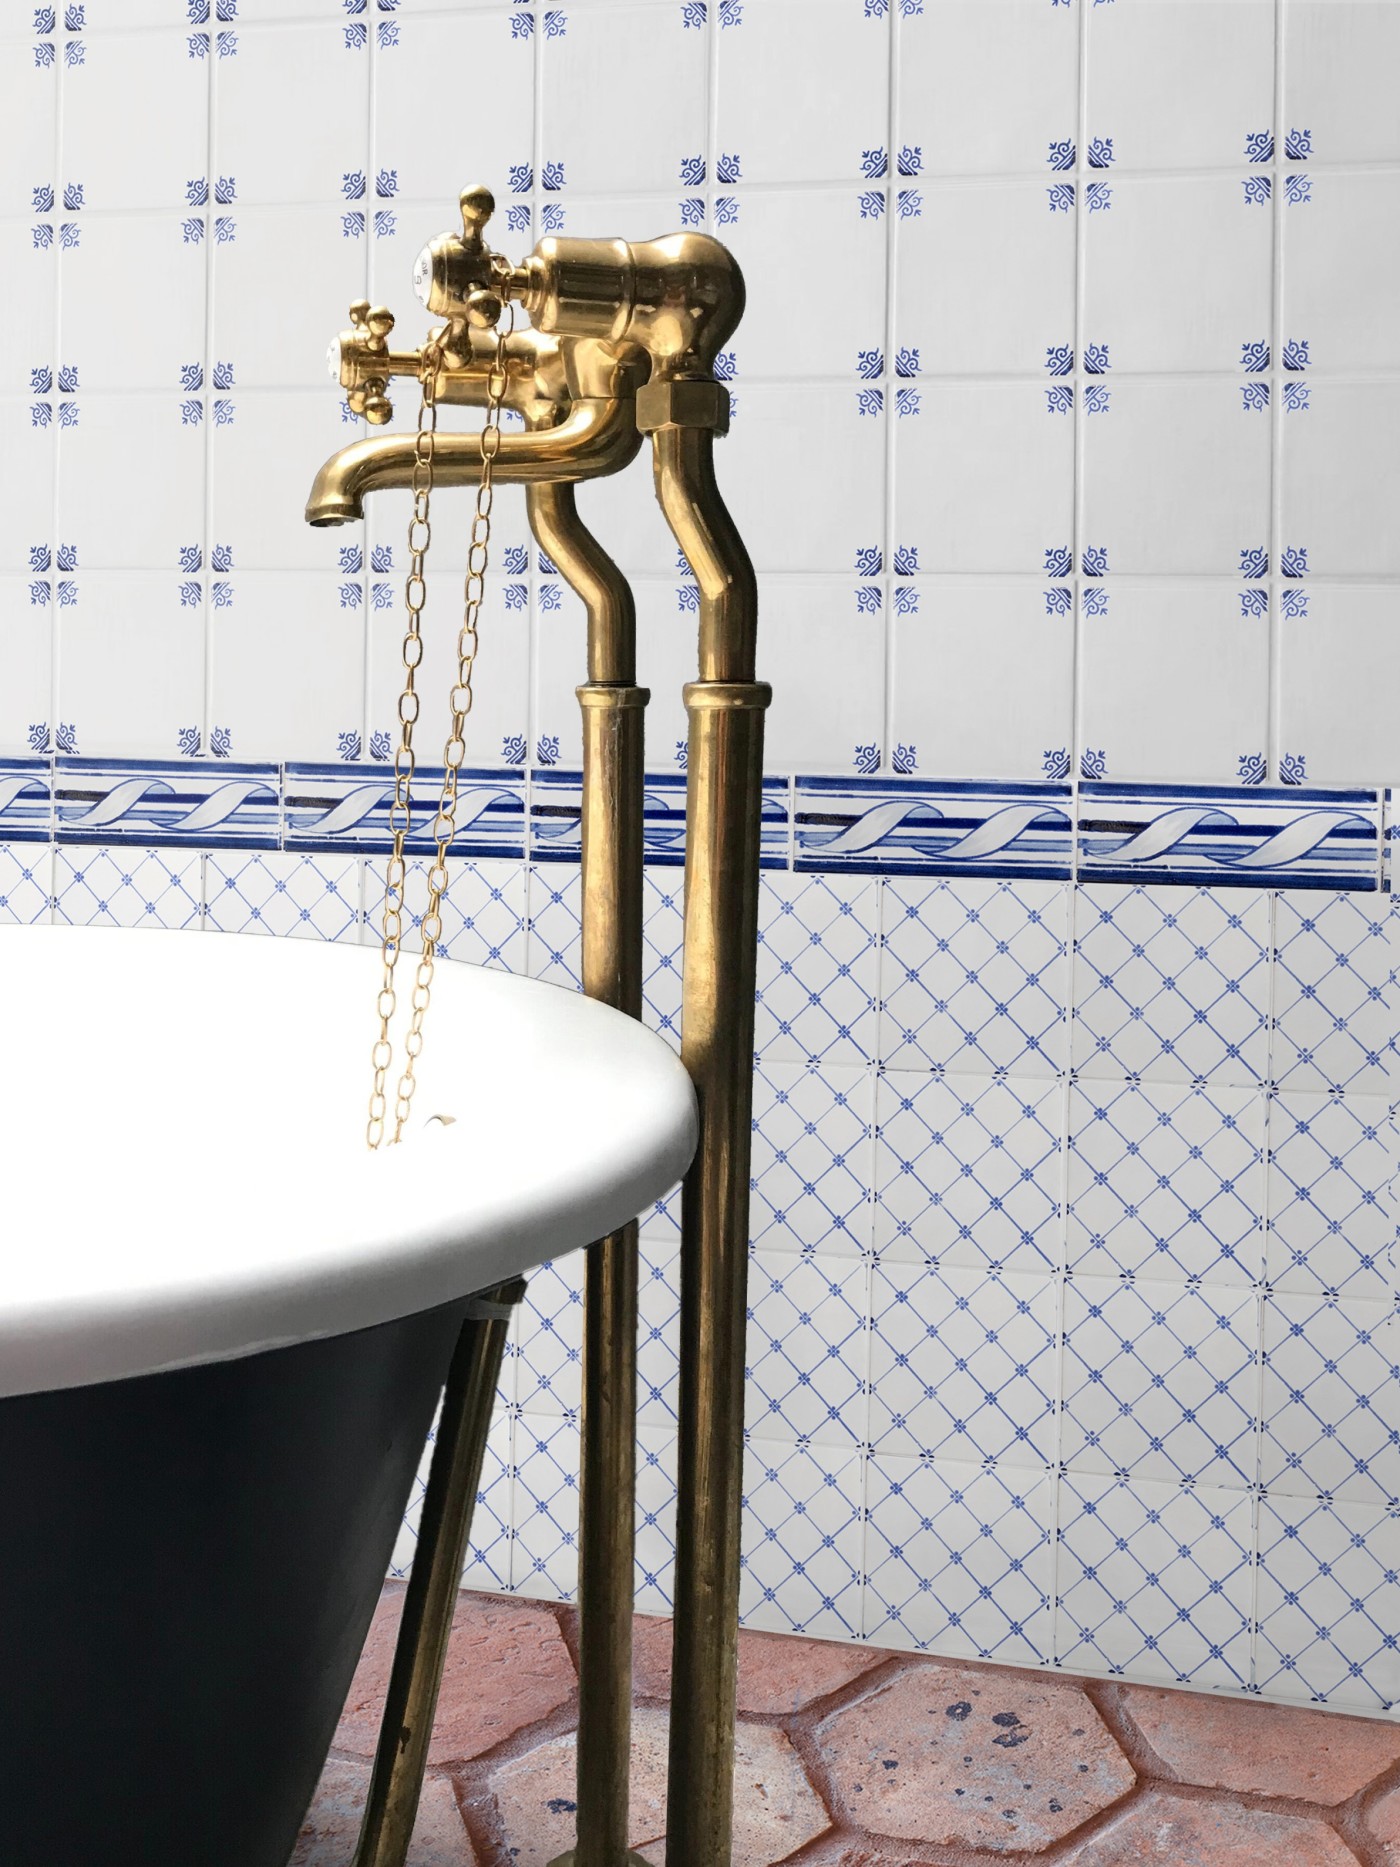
[1271,891,1394,1095]
[53,847,202,930]
[526,862,581,990]
[1267,1096,1397,1303]
[745,1251,869,1448]
[1079,782,1381,891]
[205,852,361,941]
[0,844,52,925]
[739,1439,865,1642]
[0,758,52,843]
[751,1062,874,1259]
[635,1425,679,1617]
[862,1457,1052,1665]
[376,857,528,971]
[512,1411,581,1602]
[54,758,278,848]
[1055,1475,1255,1689]
[284,761,526,859]
[756,871,879,1064]
[530,768,789,869]
[1261,1295,1400,1506]
[1255,1494,1400,1709]
[796,777,1073,879]
[638,1240,682,1431]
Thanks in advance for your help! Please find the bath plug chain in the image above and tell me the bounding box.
[367,305,514,1150]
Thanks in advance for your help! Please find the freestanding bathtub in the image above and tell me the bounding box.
[0,924,697,1866]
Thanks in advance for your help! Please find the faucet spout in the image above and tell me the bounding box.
[304,395,642,526]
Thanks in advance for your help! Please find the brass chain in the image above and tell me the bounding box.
[367,308,515,1150]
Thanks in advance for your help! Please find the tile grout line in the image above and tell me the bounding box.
[1267,0,1286,784]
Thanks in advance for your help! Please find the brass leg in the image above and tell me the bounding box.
[529,483,650,1867]
[351,1279,526,1867]
[644,420,768,1867]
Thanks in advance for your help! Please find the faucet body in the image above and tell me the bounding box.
[309,189,764,1867]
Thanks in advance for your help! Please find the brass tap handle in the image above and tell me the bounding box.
[335,301,397,424]
[413,183,512,329]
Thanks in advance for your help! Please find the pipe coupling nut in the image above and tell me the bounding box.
[636,377,731,435]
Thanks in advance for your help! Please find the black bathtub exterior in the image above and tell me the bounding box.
[0,1297,468,1866]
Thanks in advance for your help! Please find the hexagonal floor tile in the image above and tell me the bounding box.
[632,1614,888,1716]
[290,1759,476,1866]
[1060,1788,1362,1864]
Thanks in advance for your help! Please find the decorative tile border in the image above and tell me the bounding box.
[4,762,1392,891]
[1079,783,1382,892]
[530,770,790,869]
[53,759,279,849]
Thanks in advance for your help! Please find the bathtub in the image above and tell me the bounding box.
[0,924,696,1866]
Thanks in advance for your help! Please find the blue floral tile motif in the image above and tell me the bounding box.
[854,586,881,616]
[795,777,1074,880]
[1284,338,1311,372]
[861,147,888,180]
[1082,586,1109,618]
[1241,340,1270,373]
[1240,547,1269,579]
[1239,588,1269,619]
[284,763,525,859]
[1083,342,1110,374]
[681,1,706,25]
[1285,174,1313,205]
[0,760,52,844]
[857,348,884,380]
[1045,586,1073,617]
[1085,182,1112,213]
[1047,183,1075,213]
[1246,130,1275,163]
[1241,381,1270,412]
[1045,344,1073,378]
[1077,782,1381,889]
[1243,175,1272,206]
[1043,749,1071,782]
[1281,587,1309,619]
[1045,384,1073,414]
[895,387,920,417]
[1047,139,1076,172]
[1282,545,1310,578]
[894,346,919,378]
[54,759,278,849]
[858,189,885,221]
[1284,381,1311,412]
[1286,127,1313,160]
[1080,748,1107,780]
[1238,752,1266,786]
[1044,545,1072,577]
[1082,545,1108,577]
[853,743,881,775]
[529,769,789,870]
[1086,136,1114,168]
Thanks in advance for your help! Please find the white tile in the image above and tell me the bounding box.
[874,1070,1065,1275]
[1082,379,1271,576]
[1083,174,1273,375]
[0,399,57,584]
[61,32,207,214]
[727,188,887,380]
[745,1251,870,1448]
[633,575,704,778]
[388,857,529,972]
[59,213,206,393]
[1284,170,1400,376]
[899,0,1079,180]
[716,0,889,190]
[880,876,1070,1077]
[542,6,707,197]
[1071,884,1272,1087]
[371,11,532,207]
[1281,380,1400,577]
[210,388,360,573]
[1086,0,1275,172]
[57,575,205,759]
[0,844,53,926]
[727,386,887,574]
[756,870,879,1065]
[1060,1276,1259,1488]
[1278,585,1400,788]
[862,1456,1053,1667]
[897,180,1075,377]
[56,395,204,571]
[0,40,56,220]
[53,847,202,930]
[750,1061,874,1259]
[1283,0,1400,166]
[1271,890,1394,1097]
[739,1438,865,1642]
[1078,580,1270,787]
[896,380,1073,574]
[1267,1096,1397,1304]
[760,577,886,776]
[204,851,362,941]
[211,571,364,765]
[213,21,367,208]
[212,206,360,394]
[0,575,53,760]
[1262,1295,1399,1506]
[1055,1474,1254,1689]
[1255,1492,1400,1709]
[867,1261,1058,1468]
[5,230,59,438]
[889,579,1075,785]
[1067,1081,1266,1287]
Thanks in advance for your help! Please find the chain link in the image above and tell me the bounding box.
[367,310,514,1150]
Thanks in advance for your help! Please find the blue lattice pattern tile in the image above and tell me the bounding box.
[755,870,879,1064]
[0,844,53,925]
[874,1070,1065,1273]
[390,1408,515,1596]
[1255,1494,1400,1712]
[284,762,526,860]
[384,857,528,970]
[1267,1094,1397,1303]
[1078,783,1382,892]
[1071,884,1272,1086]
[641,868,685,1049]
[867,1262,1057,1470]
[1260,1294,1400,1508]
[204,852,362,941]
[1054,1473,1255,1691]
[861,1456,1053,1666]
[1271,891,1394,1095]
[879,876,1070,1078]
[529,768,790,869]
[745,1249,870,1450]
[750,1061,874,1259]
[52,847,202,930]
[511,1410,582,1602]
[795,777,1074,880]
[1066,1081,1265,1286]
[515,1251,585,1418]
[635,1425,679,1617]
[55,758,279,849]
[0,759,52,843]
[637,1240,682,1430]
[1059,1277,1259,1488]
[739,1438,865,1643]
[526,862,581,989]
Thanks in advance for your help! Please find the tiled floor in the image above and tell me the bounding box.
[295,1585,1400,1866]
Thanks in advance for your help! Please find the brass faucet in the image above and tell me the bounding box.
[309,186,766,1867]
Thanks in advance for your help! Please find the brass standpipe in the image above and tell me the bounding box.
[307,186,765,1867]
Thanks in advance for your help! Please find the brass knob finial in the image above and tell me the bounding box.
[459,184,495,245]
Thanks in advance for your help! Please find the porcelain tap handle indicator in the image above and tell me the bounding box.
[337,299,396,425]
[413,183,508,329]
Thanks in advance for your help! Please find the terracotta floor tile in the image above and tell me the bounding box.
[291,1759,476,1866]
[1364,1780,1400,1861]
[489,1705,831,1867]
[1116,1683,1400,1804]
[814,1661,1134,1854]
[632,1613,888,1715]
[1059,1788,1362,1865]
[336,1589,576,1765]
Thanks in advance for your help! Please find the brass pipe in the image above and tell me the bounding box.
[647,420,768,1867]
[529,480,651,1867]
[351,1281,526,1867]
[305,398,643,528]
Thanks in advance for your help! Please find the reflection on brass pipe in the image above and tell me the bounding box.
[527,482,636,688]
[649,425,756,686]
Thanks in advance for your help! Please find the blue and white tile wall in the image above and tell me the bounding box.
[3,0,1399,1711]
